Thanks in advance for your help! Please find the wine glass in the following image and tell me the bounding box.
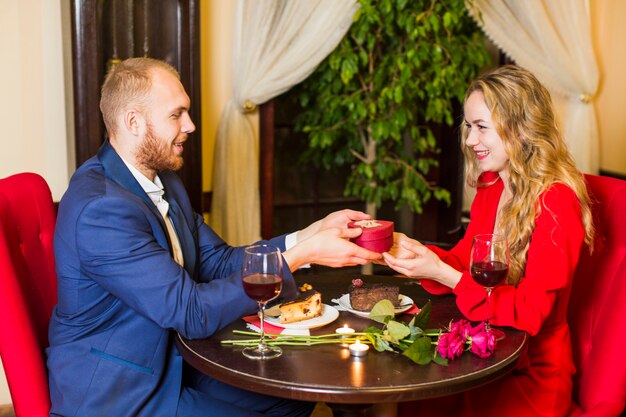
[470,234,509,340]
[241,244,284,360]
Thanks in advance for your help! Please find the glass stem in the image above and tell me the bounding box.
[485,287,493,332]
[258,302,267,350]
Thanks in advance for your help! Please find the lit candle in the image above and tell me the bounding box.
[335,324,355,336]
[349,339,369,357]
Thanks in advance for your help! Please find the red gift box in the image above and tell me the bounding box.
[348,220,394,253]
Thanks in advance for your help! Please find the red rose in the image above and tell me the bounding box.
[450,319,472,339]
[469,328,497,358]
[437,331,465,360]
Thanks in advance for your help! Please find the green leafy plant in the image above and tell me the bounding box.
[293,0,491,217]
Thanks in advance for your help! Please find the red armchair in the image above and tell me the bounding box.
[568,174,626,417]
[0,173,57,417]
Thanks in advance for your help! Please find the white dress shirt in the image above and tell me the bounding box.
[123,160,184,266]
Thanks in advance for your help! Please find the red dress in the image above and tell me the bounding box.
[399,173,584,417]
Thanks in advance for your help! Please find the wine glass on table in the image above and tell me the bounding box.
[241,244,284,360]
[470,234,509,340]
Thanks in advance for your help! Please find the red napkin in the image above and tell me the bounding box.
[242,315,285,337]
[403,304,421,315]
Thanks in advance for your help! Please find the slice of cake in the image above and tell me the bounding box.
[347,219,394,253]
[349,279,400,311]
[279,290,322,324]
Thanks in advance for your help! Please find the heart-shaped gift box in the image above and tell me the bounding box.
[347,220,394,253]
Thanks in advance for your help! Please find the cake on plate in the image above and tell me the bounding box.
[278,290,322,324]
[349,279,400,311]
[347,219,394,253]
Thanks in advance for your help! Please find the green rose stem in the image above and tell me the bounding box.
[221,330,373,347]
[221,329,442,348]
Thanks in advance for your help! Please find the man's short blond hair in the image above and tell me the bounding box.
[99,57,180,136]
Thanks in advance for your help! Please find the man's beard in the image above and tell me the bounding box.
[136,125,184,173]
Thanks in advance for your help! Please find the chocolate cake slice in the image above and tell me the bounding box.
[349,281,400,311]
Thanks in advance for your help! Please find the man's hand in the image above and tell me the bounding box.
[283,226,381,271]
[296,209,371,243]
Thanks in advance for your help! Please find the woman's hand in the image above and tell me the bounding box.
[386,232,422,259]
[373,232,418,265]
[283,226,381,271]
[383,238,462,288]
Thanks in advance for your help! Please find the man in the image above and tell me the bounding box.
[47,57,380,417]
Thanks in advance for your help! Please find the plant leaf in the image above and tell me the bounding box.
[386,320,411,343]
[369,299,396,323]
[432,350,449,366]
[365,331,394,352]
[403,336,434,365]
[410,300,432,330]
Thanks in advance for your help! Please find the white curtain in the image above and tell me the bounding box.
[210,0,360,245]
[466,0,600,173]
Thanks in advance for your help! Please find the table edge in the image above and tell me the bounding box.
[176,332,528,404]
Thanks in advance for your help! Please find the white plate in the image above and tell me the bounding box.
[335,293,414,318]
[265,304,339,330]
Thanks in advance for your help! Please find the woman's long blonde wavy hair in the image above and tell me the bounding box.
[462,65,594,285]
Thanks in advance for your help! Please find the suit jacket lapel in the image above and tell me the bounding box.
[97,141,197,277]
[97,141,170,243]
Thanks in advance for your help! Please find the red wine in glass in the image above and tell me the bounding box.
[242,273,282,302]
[241,245,283,360]
[470,234,509,340]
[470,261,509,287]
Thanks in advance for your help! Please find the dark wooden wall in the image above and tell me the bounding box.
[69,0,203,212]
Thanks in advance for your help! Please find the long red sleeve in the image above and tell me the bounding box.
[422,177,584,336]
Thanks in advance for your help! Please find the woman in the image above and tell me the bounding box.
[384,65,594,417]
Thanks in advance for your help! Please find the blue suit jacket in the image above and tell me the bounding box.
[47,141,297,416]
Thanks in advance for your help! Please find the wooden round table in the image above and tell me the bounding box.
[176,269,528,416]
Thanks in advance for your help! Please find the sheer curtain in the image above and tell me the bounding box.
[466,0,600,173]
[210,0,359,245]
